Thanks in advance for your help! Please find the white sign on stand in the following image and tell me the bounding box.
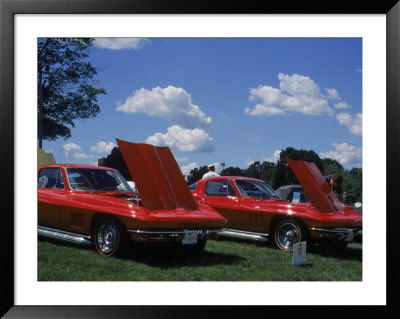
[293,241,307,266]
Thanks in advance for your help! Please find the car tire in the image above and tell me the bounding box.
[192,238,207,253]
[94,218,122,256]
[274,219,305,252]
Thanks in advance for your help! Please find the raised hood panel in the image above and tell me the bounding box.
[286,158,343,213]
[116,139,198,211]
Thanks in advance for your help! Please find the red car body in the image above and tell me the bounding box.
[38,139,226,256]
[190,158,362,251]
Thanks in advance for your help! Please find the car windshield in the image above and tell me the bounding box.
[66,168,133,192]
[234,179,280,199]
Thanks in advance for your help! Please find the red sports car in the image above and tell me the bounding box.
[38,139,226,256]
[190,158,362,251]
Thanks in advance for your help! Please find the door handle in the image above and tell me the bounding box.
[199,199,208,204]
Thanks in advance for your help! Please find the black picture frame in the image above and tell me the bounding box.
[1,0,399,317]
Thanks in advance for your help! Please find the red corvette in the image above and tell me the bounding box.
[190,158,362,251]
[38,139,226,256]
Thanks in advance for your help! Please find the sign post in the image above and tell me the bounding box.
[293,241,307,266]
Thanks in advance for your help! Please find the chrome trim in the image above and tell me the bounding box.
[127,229,222,235]
[309,227,355,234]
[126,228,223,241]
[217,228,269,242]
[205,229,221,235]
[127,229,186,235]
[38,226,92,246]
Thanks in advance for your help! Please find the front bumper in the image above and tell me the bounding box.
[309,227,362,242]
[126,228,222,243]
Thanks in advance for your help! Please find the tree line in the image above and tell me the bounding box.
[100,146,362,204]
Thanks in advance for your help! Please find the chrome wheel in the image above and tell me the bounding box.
[95,219,120,256]
[274,220,302,252]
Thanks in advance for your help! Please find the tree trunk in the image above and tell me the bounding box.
[38,69,43,149]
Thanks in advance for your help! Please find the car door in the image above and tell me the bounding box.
[237,196,269,233]
[201,179,248,230]
[38,167,67,228]
[232,179,272,234]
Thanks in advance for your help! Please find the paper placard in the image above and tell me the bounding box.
[293,241,307,266]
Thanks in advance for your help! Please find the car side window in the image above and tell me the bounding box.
[189,182,197,191]
[205,180,236,197]
[38,168,65,189]
[290,190,307,203]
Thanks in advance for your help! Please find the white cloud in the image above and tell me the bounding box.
[334,102,352,109]
[63,143,82,156]
[62,143,92,159]
[246,159,255,167]
[245,73,335,117]
[175,157,189,163]
[116,86,212,129]
[324,88,341,100]
[146,125,214,152]
[72,153,93,159]
[264,150,282,163]
[320,143,362,169]
[94,38,150,50]
[90,141,116,153]
[180,162,199,176]
[336,112,362,136]
[279,73,321,97]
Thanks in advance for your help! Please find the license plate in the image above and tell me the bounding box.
[182,231,198,245]
[345,232,354,242]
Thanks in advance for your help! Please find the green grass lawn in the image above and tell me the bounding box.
[38,238,362,281]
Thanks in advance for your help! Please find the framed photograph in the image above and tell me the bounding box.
[1,0,399,317]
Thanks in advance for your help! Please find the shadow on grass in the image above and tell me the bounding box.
[307,243,362,262]
[116,243,246,268]
[38,237,246,268]
[211,237,362,262]
[214,236,269,247]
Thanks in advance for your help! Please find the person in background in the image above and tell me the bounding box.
[325,173,344,203]
[202,164,220,179]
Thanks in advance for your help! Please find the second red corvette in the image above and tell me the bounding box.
[190,158,362,251]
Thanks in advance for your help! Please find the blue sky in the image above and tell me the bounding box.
[43,38,362,177]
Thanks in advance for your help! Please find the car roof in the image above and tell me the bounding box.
[275,184,303,199]
[39,164,118,171]
[202,176,263,182]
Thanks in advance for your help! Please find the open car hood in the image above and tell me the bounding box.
[285,158,343,213]
[116,139,198,211]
